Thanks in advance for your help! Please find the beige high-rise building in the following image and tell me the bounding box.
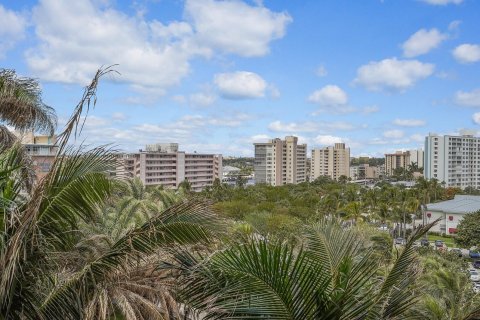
[117,144,222,192]
[311,143,350,181]
[254,136,307,186]
[384,149,423,176]
[19,132,58,180]
[385,151,410,176]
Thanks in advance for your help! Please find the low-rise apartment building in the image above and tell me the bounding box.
[254,136,307,186]
[117,143,222,192]
[311,143,350,181]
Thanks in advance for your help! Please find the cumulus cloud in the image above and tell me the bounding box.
[418,0,463,5]
[354,58,434,92]
[308,85,348,106]
[189,92,217,107]
[26,0,291,94]
[314,135,343,145]
[402,28,447,57]
[214,71,267,99]
[268,120,356,133]
[393,118,426,127]
[383,129,404,138]
[473,113,480,125]
[268,121,319,133]
[0,4,26,58]
[362,106,380,114]
[410,134,425,142]
[453,44,480,63]
[455,89,480,107]
[185,0,292,57]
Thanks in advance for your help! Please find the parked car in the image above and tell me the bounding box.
[450,248,463,257]
[395,237,406,245]
[378,225,389,231]
[470,250,480,259]
[420,239,430,247]
[474,282,480,293]
[473,260,480,269]
[435,240,444,248]
[471,270,480,282]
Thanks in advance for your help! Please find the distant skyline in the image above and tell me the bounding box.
[1,0,480,157]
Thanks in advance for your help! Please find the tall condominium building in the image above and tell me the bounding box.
[425,133,480,188]
[384,149,424,176]
[409,149,424,168]
[20,132,58,180]
[254,136,307,186]
[311,143,350,181]
[118,144,222,192]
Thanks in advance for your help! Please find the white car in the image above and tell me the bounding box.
[474,282,480,293]
[471,270,480,282]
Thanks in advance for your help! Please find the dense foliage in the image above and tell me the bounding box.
[456,211,480,248]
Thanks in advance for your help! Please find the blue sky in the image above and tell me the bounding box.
[1,0,480,157]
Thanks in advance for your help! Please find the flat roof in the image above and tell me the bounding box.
[426,195,480,214]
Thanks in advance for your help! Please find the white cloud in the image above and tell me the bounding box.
[453,44,480,63]
[314,135,343,145]
[402,28,447,57]
[112,112,127,121]
[455,89,480,107]
[214,71,267,99]
[419,0,463,5]
[393,118,426,127]
[185,0,292,57]
[268,120,356,133]
[308,85,348,105]
[0,4,26,58]
[473,113,480,125]
[189,92,217,107]
[362,106,379,114]
[410,134,425,142]
[383,129,404,138]
[354,58,434,92]
[27,0,203,91]
[316,65,327,77]
[26,0,290,95]
[268,121,319,133]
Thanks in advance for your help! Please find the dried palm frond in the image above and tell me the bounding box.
[0,69,57,135]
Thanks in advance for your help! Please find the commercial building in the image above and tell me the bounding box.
[21,132,58,180]
[424,195,480,235]
[425,133,480,188]
[311,143,350,181]
[384,149,424,176]
[254,136,307,186]
[117,144,222,192]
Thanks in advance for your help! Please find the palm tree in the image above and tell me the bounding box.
[413,259,480,319]
[0,69,57,149]
[178,219,437,319]
[0,67,220,319]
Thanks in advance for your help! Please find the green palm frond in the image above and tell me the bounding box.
[40,200,220,320]
[370,219,439,319]
[0,69,57,136]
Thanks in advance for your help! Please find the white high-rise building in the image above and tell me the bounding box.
[425,132,480,188]
[311,143,350,181]
[254,136,307,186]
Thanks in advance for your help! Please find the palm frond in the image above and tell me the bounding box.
[40,200,219,319]
[0,69,57,135]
